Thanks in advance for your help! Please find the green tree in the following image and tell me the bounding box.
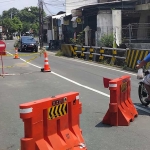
[2,17,22,35]
[0,15,2,25]
[2,18,13,33]
[22,22,31,34]
[12,17,22,33]
[1,6,46,36]
[19,7,39,23]
[2,8,19,19]
[30,23,39,35]
[18,6,44,35]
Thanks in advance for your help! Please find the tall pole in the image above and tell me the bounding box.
[41,1,44,48]
[38,0,43,49]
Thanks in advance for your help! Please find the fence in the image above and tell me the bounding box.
[72,45,127,67]
[95,24,150,47]
[69,44,150,70]
[122,23,150,43]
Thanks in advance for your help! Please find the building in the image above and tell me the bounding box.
[45,0,150,48]
[65,0,98,15]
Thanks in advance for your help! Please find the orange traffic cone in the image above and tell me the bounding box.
[14,47,19,59]
[41,51,51,72]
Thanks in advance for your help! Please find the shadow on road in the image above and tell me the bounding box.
[134,103,150,116]
[95,121,111,128]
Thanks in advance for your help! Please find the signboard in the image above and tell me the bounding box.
[64,20,69,25]
[0,40,6,55]
[0,26,2,32]
[71,9,82,17]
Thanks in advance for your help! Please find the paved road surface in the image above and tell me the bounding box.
[0,40,150,150]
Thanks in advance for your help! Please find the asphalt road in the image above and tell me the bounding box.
[0,40,150,150]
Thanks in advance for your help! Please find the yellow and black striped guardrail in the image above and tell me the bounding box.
[126,49,150,69]
[48,103,67,120]
[60,44,150,70]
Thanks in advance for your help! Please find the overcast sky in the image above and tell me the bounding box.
[0,0,65,15]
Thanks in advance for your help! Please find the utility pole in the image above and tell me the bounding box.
[38,0,43,49]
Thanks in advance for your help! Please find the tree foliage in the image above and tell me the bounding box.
[0,6,45,36]
[2,8,19,19]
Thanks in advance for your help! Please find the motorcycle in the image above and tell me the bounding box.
[137,60,150,106]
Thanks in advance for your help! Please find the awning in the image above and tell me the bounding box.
[52,13,66,19]
[71,16,78,22]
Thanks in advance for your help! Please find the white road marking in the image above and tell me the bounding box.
[48,52,137,76]
[6,51,150,114]
[52,71,110,97]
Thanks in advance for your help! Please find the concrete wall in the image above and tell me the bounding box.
[136,3,150,11]
[137,11,150,39]
[112,10,122,46]
[47,30,52,43]
[97,10,112,45]
[96,10,122,46]
[65,0,97,15]
[129,43,150,49]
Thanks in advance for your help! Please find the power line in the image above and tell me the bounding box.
[65,0,90,4]
[43,2,54,15]
[44,2,64,6]
[43,0,65,15]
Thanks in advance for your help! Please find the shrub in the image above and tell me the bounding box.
[70,31,85,46]
[99,33,114,47]
[55,50,64,56]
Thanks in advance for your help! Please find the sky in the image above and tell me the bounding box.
[0,0,66,15]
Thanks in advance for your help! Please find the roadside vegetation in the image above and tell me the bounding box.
[0,7,46,39]
[55,50,64,56]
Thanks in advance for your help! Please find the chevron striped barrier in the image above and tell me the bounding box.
[126,48,150,69]
[19,92,87,150]
[48,100,67,119]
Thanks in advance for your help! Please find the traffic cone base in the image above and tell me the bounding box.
[13,54,20,59]
[41,68,51,72]
[14,48,19,59]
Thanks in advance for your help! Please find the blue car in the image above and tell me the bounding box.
[18,36,38,52]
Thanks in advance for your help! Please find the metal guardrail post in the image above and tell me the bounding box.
[99,48,105,61]
[81,47,85,58]
[89,47,94,60]
[85,47,89,61]
[71,45,127,66]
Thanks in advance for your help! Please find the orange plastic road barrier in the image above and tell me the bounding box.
[14,47,19,59]
[19,92,87,150]
[103,77,112,88]
[41,51,51,72]
[102,75,138,126]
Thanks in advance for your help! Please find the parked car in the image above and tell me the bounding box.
[18,36,38,52]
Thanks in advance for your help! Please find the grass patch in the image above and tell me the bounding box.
[55,50,64,56]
